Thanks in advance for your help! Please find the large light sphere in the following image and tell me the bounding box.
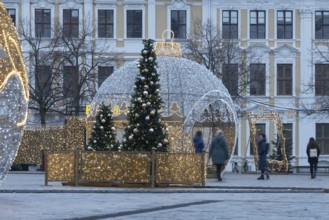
[0,3,29,182]
[92,56,237,168]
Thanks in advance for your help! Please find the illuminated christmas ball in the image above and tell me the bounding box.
[158,143,163,147]
[142,103,147,108]
[128,135,133,140]
[0,2,29,183]
[133,128,138,133]
[143,91,148,96]
[149,128,154,132]
[145,116,150,121]
[111,127,115,130]
[101,119,106,123]
[100,126,104,129]
[164,139,169,143]
[147,102,151,106]
[150,110,156,115]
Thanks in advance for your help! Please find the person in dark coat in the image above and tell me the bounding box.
[193,130,205,153]
[306,137,321,179]
[209,129,229,181]
[257,134,269,180]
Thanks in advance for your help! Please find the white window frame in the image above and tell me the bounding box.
[220,9,240,39]
[167,2,190,40]
[4,2,18,26]
[124,5,145,39]
[59,3,83,38]
[95,5,116,39]
[275,9,294,41]
[248,9,268,40]
[31,3,55,38]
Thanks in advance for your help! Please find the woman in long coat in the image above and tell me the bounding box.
[306,137,320,179]
[209,129,229,181]
[257,134,269,180]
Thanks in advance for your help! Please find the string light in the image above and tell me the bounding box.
[15,118,86,164]
[0,2,29,183]
[247,112,288,172]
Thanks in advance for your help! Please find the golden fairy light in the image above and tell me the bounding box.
[0,2,29,182]
[247,112,288,172]
[155,29,182,57]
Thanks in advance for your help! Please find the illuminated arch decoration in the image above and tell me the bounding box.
[248,112,288,172]
[155,29,182,57]
[0,2,29,182]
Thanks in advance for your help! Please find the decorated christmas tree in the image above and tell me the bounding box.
[88,102,119,151]
[122,39,169,152]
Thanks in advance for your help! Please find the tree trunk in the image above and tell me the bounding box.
[40,107,46,125]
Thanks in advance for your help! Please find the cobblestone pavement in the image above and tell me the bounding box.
[0,173,328,220]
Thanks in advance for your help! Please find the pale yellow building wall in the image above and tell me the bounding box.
[241,9,248,39]
[268,9,275,39]
[295,9,300,40]
[145,5,148,39]
[191,6,202,35]
[269,53,275,97]
[156,5,167,39]
[116,5,124,39]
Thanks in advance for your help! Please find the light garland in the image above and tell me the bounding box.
[155,29,182,57]
[247,112,288,172]
[0,2,29,182]
[46,150,205,186]
[15,117,86,164]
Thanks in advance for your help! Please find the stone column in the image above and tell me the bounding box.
[299,9,313,97]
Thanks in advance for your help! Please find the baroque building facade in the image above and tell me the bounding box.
[3,0,329,169]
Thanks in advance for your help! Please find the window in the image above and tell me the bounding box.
[277,10,292,39]
[250,123,266,155]
[171,10,186,39]
[316,123,329,155]
[126,10,142,38]
[222,10,238,39]
[250,64,266,96]
[35,66,51,97]
[222,64,239,97]
[98,66,114,88]
[63,9,79,38]
[63,66,78,98]
[277,64,292,96]
[7,9,16,26]
[250,10,266,39]
[98,10,114,38]
[35,9,51,38]
[315,11,329,39]
[283,123,293,156]
[315,64,329,96]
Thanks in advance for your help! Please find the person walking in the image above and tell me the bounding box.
[209,129,229,181]
[306,137,320,179]
[193,130,205,153]
[257,134,270,180]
